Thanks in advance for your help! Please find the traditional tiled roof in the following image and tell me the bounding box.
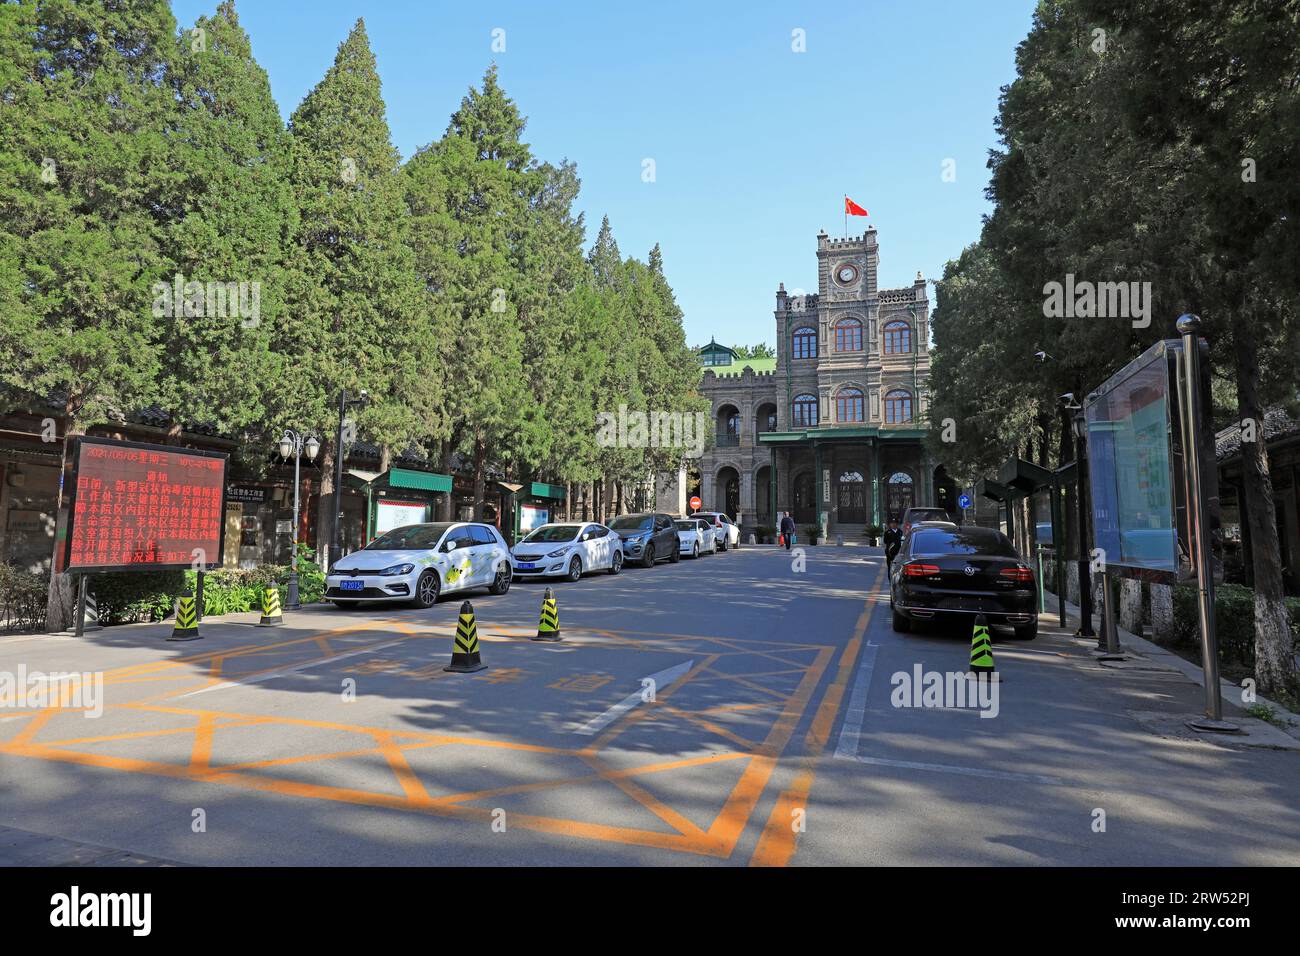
[1215,405,1300,461]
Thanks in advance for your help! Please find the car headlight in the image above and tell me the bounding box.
[378,563,415,576]
[545,547,571,558]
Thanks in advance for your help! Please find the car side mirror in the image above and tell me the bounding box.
[443,540,457,552]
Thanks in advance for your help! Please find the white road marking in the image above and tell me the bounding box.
[833,643,879,759]
[177,639,406,698]
[573,658,695,736]
[840,753,1064,786]
[833,641,1064,786]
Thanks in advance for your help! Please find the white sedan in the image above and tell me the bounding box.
[675,518,717,558]
[689,512,741,550]
[325,522,513,608]
[510,522,624,581]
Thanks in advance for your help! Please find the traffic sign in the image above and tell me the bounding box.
[689,495,702,511]
[957,493,971,509]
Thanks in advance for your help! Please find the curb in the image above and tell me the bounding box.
[1045,588,1300,742]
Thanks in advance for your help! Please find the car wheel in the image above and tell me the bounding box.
[641,544,655,568]
[608,550,623,575]
[891,608,911,633]
[412,570,440,609]
[717,536,727,552]
[1014,620,1038,640]
[566,556,582,583]
[488,562,512,595]
[669,542,681,563]
[691,542,699,559]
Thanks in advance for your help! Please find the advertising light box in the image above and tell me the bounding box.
[64,437,228,572]
[1084,338,1218,583]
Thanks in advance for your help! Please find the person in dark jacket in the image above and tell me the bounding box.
[779,512,796,550]
[883,518,902,574]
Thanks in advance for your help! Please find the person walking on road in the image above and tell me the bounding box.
[884,517,902,575]
[779,512,796,550]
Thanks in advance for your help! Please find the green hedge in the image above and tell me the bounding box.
[1171,583,1300,666]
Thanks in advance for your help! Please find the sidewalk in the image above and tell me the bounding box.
[1044,587,1300,744]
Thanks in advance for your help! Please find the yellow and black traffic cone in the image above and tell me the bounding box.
[533,587,561,642]
[168,594,201,642]
[445,600,488,673]
[969,614,995,676]
[258,586,283,626]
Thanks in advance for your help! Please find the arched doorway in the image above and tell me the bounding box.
[716,466,740,518]
[836,470,866,523]
[792,471,815,524]
[886,471,914,522]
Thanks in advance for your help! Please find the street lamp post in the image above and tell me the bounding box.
[278,430,320,611]
[331,389,369,567]
[1070,402,1096,638]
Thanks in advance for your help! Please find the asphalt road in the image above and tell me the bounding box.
[2,543,1299,866]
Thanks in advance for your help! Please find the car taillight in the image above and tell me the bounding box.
[1000,566,1034,583]
[902,523,911,534]
[903,562,940,578]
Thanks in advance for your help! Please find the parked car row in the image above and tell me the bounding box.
[323,511,743,608]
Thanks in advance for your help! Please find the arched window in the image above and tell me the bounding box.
[834,318,863,352]
[792,326,817,359]
[836,387,864,423]
[884,389,913,424]
[792,393,818,428]
[883,320,911,354]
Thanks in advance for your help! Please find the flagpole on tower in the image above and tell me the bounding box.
[843,195,847,238]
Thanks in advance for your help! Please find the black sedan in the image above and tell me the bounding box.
[889,525,1038,639]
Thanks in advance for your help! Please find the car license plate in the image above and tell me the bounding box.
[339,580,364,591]
[518,562,536,570]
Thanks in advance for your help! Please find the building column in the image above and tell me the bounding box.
[871,439,882,526]
[739,468,754,525]
[700,470,715,515]
[776,448,792,515]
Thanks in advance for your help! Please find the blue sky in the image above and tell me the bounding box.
[173,0,1038,350]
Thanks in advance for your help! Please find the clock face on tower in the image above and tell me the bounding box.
[835,263,858,286]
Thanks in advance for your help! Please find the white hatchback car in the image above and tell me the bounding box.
[690,512,741,551]
[510,522,624,581]
[674,518,717,558]
[325,522,512,608]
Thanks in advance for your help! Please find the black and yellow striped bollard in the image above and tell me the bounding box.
[969,613,996,676]
[258,586,283,626]
[444,600,488,673]
[169,594,201,642]
[533,587,561,642]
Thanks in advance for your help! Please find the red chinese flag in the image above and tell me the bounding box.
[845,197,869,217]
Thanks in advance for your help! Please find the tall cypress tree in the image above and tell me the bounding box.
[0,0,178,628]
[161,1,297,438]
[287,18,436,560]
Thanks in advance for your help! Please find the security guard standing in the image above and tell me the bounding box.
[883,517,902,576]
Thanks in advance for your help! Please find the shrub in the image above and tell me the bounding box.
[0,564,50,632]
[94,570,186,625]
[1171,583,1300,667]
[754,524,775,544]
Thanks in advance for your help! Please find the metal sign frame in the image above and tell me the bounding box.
[1083,337,1218,585]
